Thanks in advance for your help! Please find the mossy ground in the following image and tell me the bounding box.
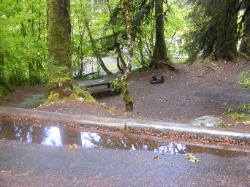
[20,94,46,108]
[228,104,250,122]
[46,86,96,104]
[237,70,250,89]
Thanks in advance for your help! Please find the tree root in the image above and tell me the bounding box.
[152,58,178,72]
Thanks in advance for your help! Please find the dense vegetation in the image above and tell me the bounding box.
[0,0,249,109]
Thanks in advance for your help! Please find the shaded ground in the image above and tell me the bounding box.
[0,140,249,187]
[2,61,250,130]
[2,85,45,109]
[100,60,250,123]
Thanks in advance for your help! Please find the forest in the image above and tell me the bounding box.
[1,1,250,185]
[0,0,249,111]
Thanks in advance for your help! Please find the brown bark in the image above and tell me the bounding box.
[240,7,250,56]
[47,0,73,96]
[47,0,72,73]
[122,0,134,112]
[214,0,239,61]
[151,0,175,70]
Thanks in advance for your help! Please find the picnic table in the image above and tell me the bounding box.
[77,74,120,98]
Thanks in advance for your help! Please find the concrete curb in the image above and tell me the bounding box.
[1,107,250,144]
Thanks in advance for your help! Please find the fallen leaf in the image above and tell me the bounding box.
[68,144,79,149]
[1,170,12,176]
[185,153,199,163]
[153,155,159,160]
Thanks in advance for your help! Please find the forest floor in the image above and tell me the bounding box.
[2,60,250,132]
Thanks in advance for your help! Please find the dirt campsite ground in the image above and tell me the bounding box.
[2,60,250,131]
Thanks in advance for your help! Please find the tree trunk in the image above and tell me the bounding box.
[47,0,72,95]
[240,6,250,56]
[47,0,72,71]
[122,0,134,112]
[151,0,175,70]
[214,0,238,61]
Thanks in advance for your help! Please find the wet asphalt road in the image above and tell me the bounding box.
[0,140,249,187]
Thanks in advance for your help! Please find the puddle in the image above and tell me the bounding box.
[0,118,247,157]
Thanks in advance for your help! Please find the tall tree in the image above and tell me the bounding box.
[186,0,239,61]
[122,0,134,112]
[47,0,72,76]
[47,0,72,95]
[240,1,250,56]
[213,0,238,60]
[151,0,175,70]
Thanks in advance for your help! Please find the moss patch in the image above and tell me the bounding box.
[228,103,250,122]
[73,87,97,104]
[46,92,60,103]
[237,70,250,89]
[45,86,96,104]
[121,78,133,111]
[229,113,250,121]
[46,76,73,94]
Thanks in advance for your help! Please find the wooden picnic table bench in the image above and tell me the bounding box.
[76,74,120,98]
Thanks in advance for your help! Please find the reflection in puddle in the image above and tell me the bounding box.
[42,126,62,146]
[0,120,186,154]
[154,143,186,155]
[81,132,101,148]
[0,119,247,157]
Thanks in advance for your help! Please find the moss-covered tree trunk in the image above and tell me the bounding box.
[47,0,72,97]
[240,6,250,56]
[0,53,10,91]
[214,0,238,61]
[152,0,167,62]
[151,0,175,70]
[122,0,134,112]
[187,0,240,62]
[0,53,4,83]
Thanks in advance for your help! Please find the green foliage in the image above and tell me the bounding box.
[237,71,250,88]
[0,0,47,86]
[46,75,73,94]
[228,103,250,121]
[73,86,97,103]
[111,75,123,91]
[1,0,247,100]
[185,0,239,62]
[239,103,250,113]
[164,0,191,63]
[45,86,96,104]
[230,113,249,121]
[46,92,60,103]
[0,0,192,89]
